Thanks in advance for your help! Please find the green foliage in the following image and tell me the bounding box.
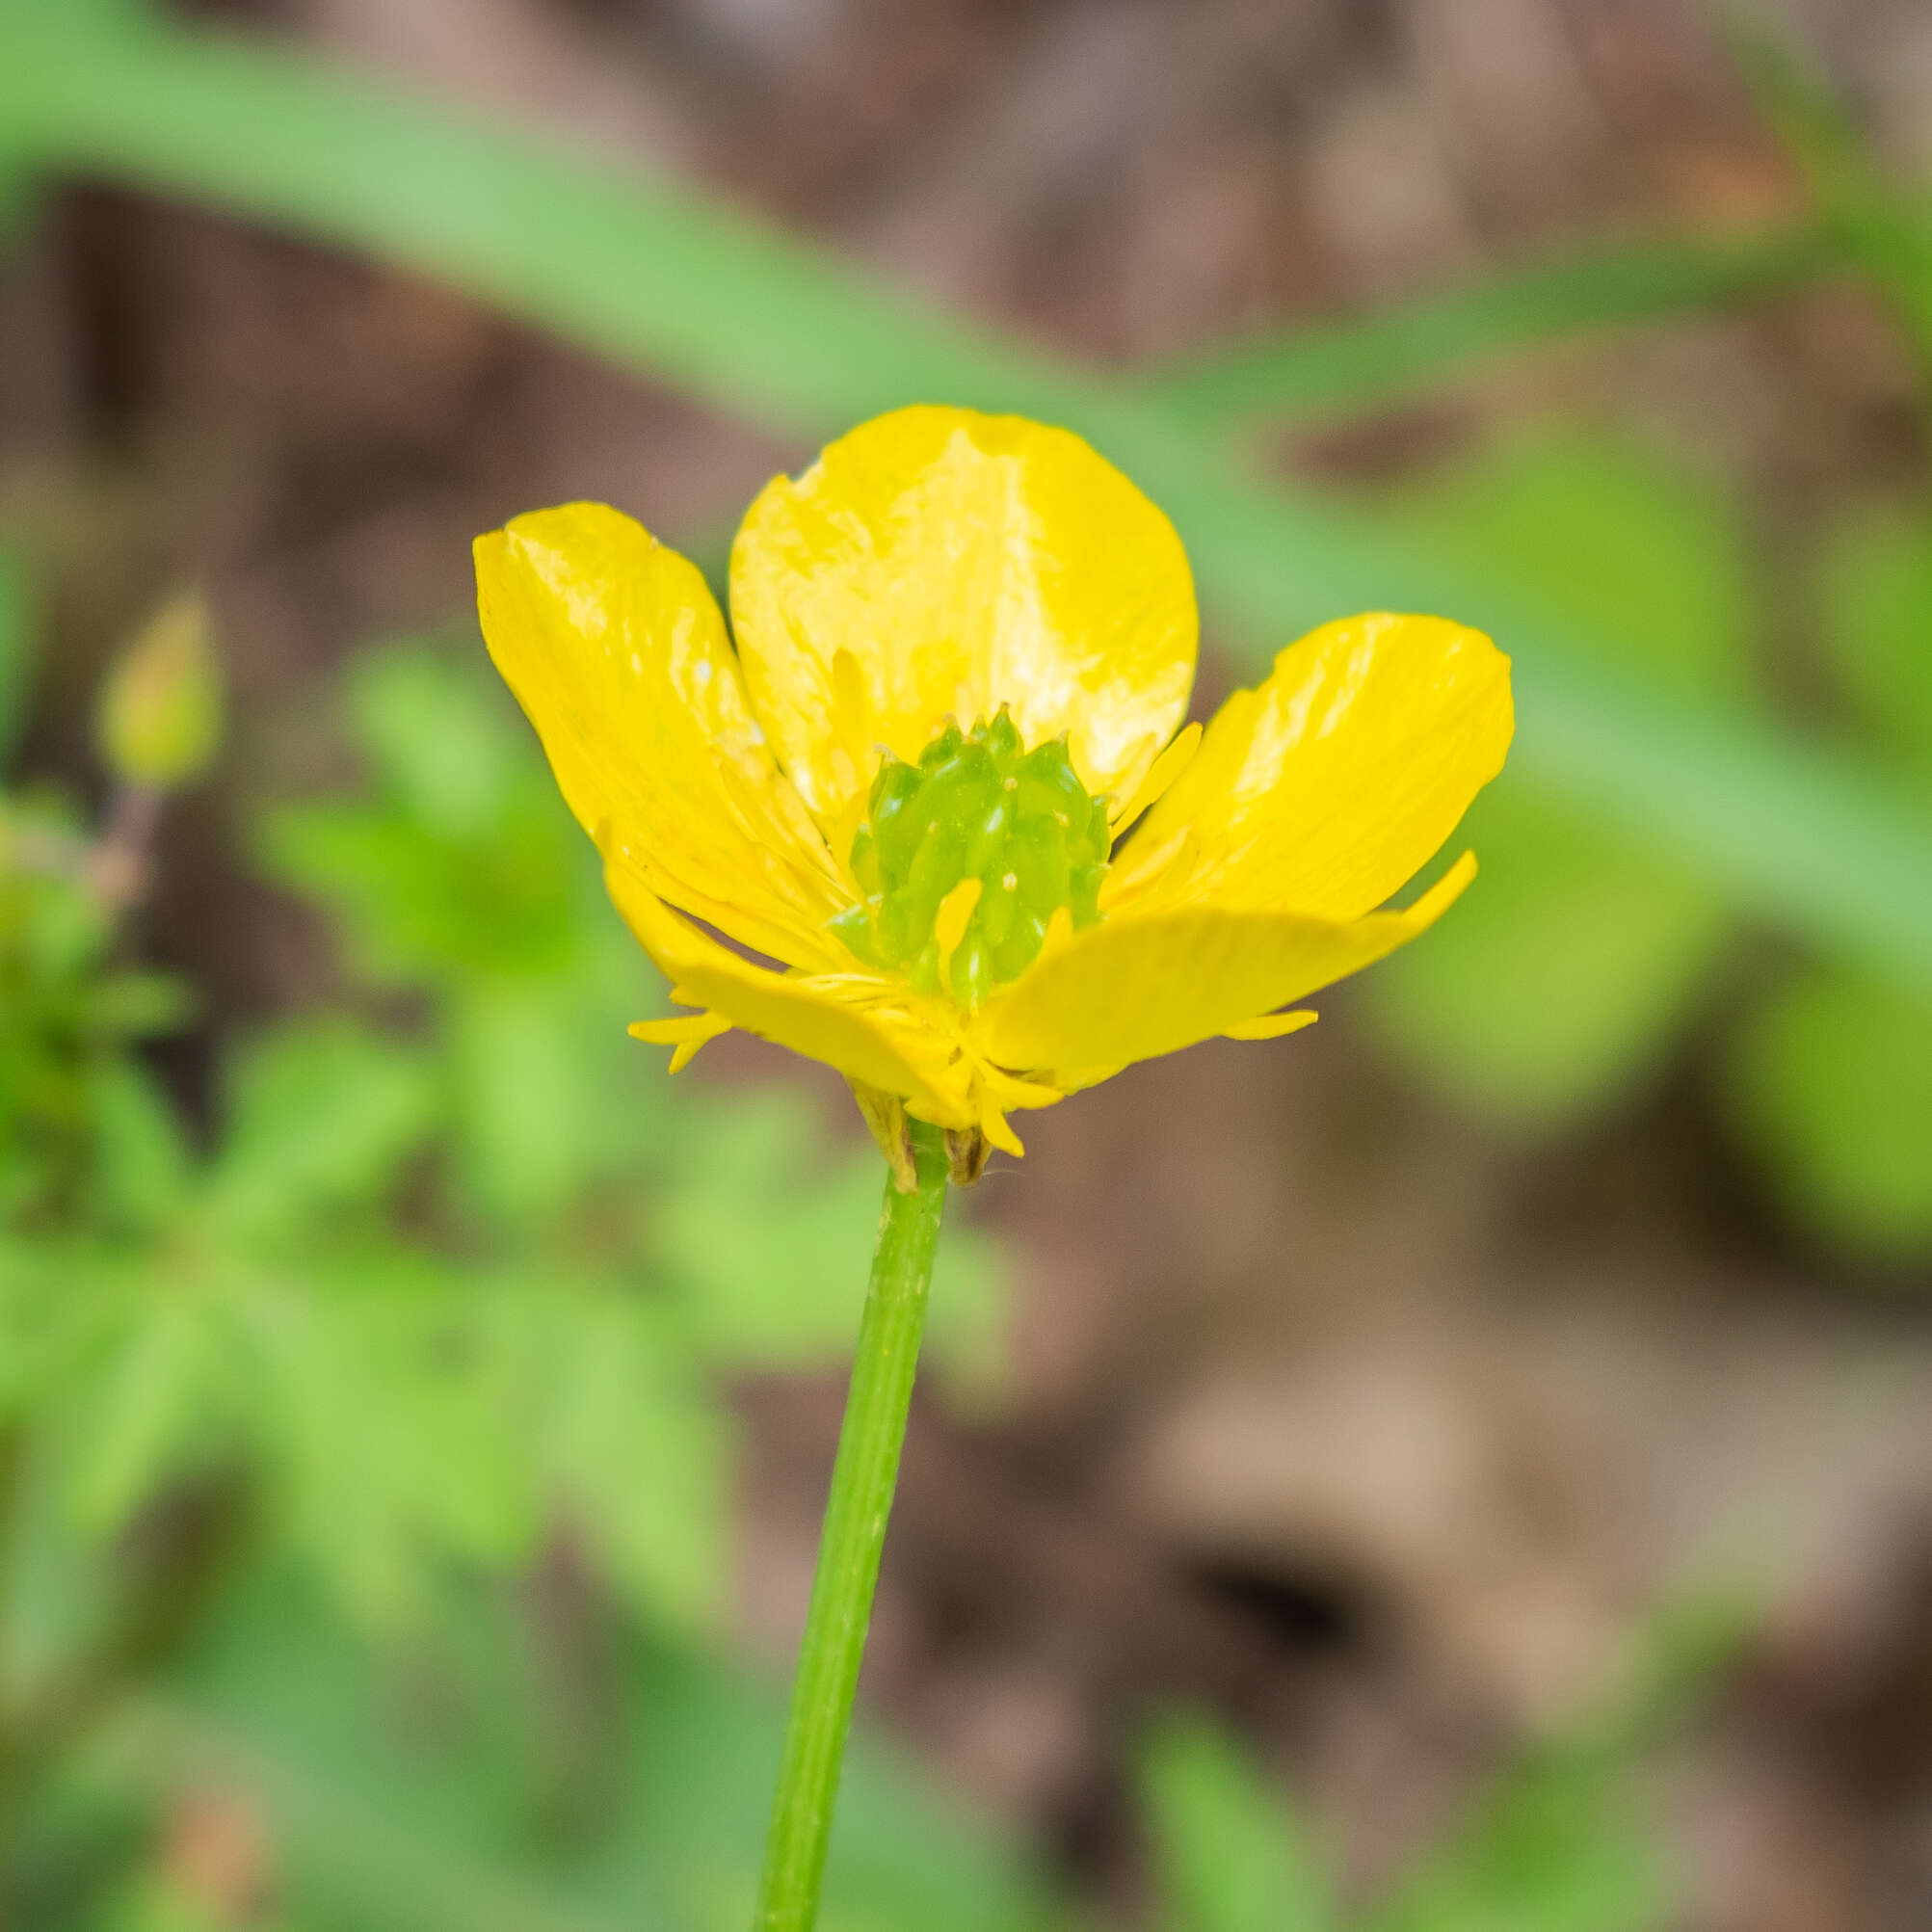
[1136,1594,1751,1932]
[62,1570,1064,1932]
[1137,1702,1667,1932]
[1139,1714,1332,1932]
[1725,966,1932,1261]
[0,800,190,1223]
[0,598,1023,1920]
[1361,1762,1657,1932]
[1712,507,1932,1260]
[264,640,688,1226]
[261,641,1006,1357]
[0,545,34,761]
[1819,510,1932,779]
[2,627,1012,1643]
[1364,435,1744,1126]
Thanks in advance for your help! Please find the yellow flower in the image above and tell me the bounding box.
[474,406,1512,1181]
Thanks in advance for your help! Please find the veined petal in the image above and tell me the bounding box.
[730,407,1197,823]
[604,860,973,1125]
[476,503,851,970]
[984,855,1476,1075]
[1115,615,1510,922]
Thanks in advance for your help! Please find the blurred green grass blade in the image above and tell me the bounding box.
[9,15,1932,984]
[1144,225,1830,431]
[1820,506,1932,774]
[0,546,35,762]
[0,13,1072,438]
[1726,10,1932,370]
[1137,1712,1335,1932]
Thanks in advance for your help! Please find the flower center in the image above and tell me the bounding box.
[830,709,1110,1007]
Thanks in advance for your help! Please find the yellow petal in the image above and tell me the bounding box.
[629,1011,732,1072]
[1110,721,1202,837]
[1116,615,1510,922]
[476,503,850,970]
[934,877,982,990]
[984,855,1475,1074]
[1220,1010,1319,1042]
[604,859,973,1125]
[729,407,1197,822]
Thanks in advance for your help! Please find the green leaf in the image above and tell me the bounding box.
[1361,1760,1662,1932]
[82,968,193,1042]
[1363,436,1745,1125]
[68,1290,232,1532]
[94,1873,232,1932]
[0,1232,107,1417]
[0,544,34,764]
[657,1091,1008,1385]
[1392,435,1755,701]
[0,152,41,258]
[84,1059,193,1235]
[202,1019,436,1247]
[114,1570,1063,1932]
[348,643,529,840]
[1137,1712,1334,1932]
[446,978,651,1228]
[261,647,592,991]
[1819,507,1932,777]
[1368,793,1731,1126]
[8,18,1932,984]
[1360,1587,1749,1932]
[506,1284,727,1632]
[1724,963,1932,1261]
[255,1258,537,1625]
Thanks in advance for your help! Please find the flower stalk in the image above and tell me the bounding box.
[752,1120,950,1932]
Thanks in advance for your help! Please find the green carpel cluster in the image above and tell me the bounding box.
[831,711,1109,1007]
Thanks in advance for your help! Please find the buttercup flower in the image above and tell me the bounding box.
[475,406,1512,1183]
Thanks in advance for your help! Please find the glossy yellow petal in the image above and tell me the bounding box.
[603,859,973,1125]
[476,503,851,971]
[629,1011,732,1072]
[984,855,1475,1075]
[1115,615,1510,922]
[1220,1010,1319,1042]
[1110,721,1202,837]
[730,406,1197,822]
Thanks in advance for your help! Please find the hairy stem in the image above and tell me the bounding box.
[752,1121,948,1932]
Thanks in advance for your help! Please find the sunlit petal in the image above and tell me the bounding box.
[730,407,1197,822]
[985,855,1476,1074]
[1115,615,1510,921]
[605,859,973,1125]
[477,502,851,970]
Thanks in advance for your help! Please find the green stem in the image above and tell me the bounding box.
[753,1121,949,1932]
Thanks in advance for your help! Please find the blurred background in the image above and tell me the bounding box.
[4,1,1932,1928]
